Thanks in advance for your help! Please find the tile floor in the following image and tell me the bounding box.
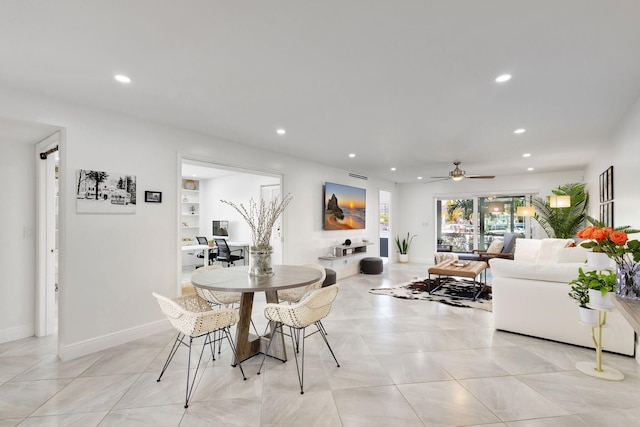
[2,263,640,426]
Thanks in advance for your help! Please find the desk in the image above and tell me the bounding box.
[181,244,214,267]
[191,265,322,362]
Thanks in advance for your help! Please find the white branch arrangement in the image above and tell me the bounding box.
[221,193,293,250]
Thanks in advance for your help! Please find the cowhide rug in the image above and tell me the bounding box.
[369,278,492,312]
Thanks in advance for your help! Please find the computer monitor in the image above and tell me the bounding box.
[212,220,229,237]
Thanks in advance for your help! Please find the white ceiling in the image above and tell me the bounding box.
[2,1,640,182]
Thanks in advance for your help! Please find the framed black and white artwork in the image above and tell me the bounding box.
[145,191,162,203]
[76,169,137,213]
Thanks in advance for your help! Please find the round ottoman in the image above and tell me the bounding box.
[322,268,337,287]
[360,257,383,274]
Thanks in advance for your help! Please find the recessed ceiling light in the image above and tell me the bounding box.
[417,176,423,180]
[514,128,526,134]
[495,74,512,83]
[114,74,131,83]
[390,167,396,171]
[348,153,356,158]
[276,128,286,135]
[527,167,534,171]
[522,153,531,158]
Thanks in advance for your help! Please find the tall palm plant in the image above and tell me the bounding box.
[532,182,588,238]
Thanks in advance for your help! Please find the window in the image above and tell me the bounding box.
[437,195,531,253]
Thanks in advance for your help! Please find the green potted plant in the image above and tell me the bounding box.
[395,232,417,263]
[567,278,597,324]
[570,267,616,309]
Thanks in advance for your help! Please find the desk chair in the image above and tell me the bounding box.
[215,238,244,267]
[195,236,217,265]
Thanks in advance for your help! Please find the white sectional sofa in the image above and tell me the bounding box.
[490,238,636,356]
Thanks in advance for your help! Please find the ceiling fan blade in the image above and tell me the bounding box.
[430,176,450,179]
[467,175,495,179]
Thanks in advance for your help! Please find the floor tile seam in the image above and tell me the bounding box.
[462,373,572,421]
[88,372,143,418]
[24,409,110,425]
[450,377,506,424]
[22,376,78,419]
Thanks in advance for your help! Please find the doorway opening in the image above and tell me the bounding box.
[36,132,60,337]
[379,190,391,261]
[179,158,284,285]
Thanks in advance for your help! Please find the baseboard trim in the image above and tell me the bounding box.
[0,324,35,344]
[58,319,172,361]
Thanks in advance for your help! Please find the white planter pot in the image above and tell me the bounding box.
[578,306,598,324]
[398,254,409,263]
[588,289,612,309]
[587,252,611,270]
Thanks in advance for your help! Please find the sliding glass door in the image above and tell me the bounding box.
[437,195,530,253]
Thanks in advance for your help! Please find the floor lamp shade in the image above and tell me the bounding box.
[487,202,504,213]
[549,195,571,208]
[516,206,536,216]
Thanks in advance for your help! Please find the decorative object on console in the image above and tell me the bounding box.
[344,239,351,246]
[221,193,293,277]
[395,232,417,263]
[577,218,640,300]
[532,182,588,238]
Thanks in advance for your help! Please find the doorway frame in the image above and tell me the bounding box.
[36,132,61,337]
[177,154,285,288]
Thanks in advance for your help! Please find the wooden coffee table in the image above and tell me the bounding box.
[427,260,488,301]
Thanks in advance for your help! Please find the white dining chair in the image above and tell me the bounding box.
[152,292,246,408]
[257,284,340,394]
[278,263,326,303]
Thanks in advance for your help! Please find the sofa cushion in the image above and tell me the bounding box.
[513,238,541,262]
[551,246,588,264]
[535,238,575,264]
[489,258,586,283]
[486,239,504,253]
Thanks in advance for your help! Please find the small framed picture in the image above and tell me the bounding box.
[145,191,162,203]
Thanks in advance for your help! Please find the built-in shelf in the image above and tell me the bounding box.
[319,242,373,260]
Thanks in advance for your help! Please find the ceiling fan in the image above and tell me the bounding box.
[431,161,495,181]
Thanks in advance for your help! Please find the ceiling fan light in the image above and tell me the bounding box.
[451,175,464,181]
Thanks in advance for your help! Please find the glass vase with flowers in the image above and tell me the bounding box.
[221,194,293,277]
[576,218,640,300]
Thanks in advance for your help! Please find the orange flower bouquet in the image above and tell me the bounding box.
[576,221,640,265]
[577,218,640,300]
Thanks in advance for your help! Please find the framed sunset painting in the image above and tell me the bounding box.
[324,182,366,230]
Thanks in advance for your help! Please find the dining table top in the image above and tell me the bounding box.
[190,264,323,293]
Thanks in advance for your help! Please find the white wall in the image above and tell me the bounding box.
[394,171,586,264]
[202,173,280,244]
[0,85,392,358]
[0,141,37,341]
[584,96,640,229]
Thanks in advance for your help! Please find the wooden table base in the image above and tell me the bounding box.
[235,291,286,363]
